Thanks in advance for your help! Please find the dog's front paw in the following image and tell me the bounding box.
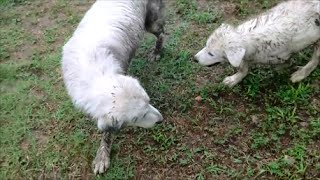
[223,76,238,88]
[290,70,306,83]
[93,146,110,175]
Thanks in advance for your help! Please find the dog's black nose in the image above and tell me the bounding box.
[193,58,198,63]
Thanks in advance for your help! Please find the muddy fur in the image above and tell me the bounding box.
[195,0,320,87]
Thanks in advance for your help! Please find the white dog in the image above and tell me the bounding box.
[61,0,165,174]
[195,0,320,87]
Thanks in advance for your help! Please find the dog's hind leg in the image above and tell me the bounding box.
[93,131,112,174]
[146,0,165,61]
[291,41,320,83]
[223,60,249,87]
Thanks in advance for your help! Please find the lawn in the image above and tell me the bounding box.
[0,0,319,179]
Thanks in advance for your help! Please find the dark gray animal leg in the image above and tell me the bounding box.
[92,131,112,174]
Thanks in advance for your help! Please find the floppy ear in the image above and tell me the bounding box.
[225,47,246,67]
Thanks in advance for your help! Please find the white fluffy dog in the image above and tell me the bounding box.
[195,0,320,87]
[62,0,165,174]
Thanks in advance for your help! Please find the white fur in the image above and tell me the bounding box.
[61,0,165,175]
[195,0,320,87]
[62,0,163,130]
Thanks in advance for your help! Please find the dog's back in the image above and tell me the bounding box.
[237,0,320,63]
[238,0,319,36]
[63,0,148,71]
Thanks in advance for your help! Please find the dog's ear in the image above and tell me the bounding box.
[225,47,246,67]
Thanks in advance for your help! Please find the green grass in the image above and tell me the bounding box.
[1,0,320,179]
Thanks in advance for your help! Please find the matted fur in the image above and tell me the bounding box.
[195,0,320,87]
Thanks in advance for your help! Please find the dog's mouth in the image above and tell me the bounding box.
[206,62,221,67]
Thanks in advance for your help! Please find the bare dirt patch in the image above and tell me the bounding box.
[2,0,94,63]
[19,129,49,152]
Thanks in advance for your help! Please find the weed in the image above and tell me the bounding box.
[251,132,270,149]
[276,83,312,105]
[176,0,221,25]
[44,27,57,44]
[206,164,226,175]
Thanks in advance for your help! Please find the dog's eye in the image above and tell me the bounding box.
[208,52,214,56]
[132,117,138,123]
[142,113,147,118]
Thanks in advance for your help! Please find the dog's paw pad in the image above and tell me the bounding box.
[93,159,109,175]
[223,76,237,88]
[93,147,110,175]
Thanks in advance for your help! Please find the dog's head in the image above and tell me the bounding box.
[95,75,163,132]
[194,23,246,67]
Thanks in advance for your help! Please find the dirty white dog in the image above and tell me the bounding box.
[62,0,165,174]
[195,0,320,87]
